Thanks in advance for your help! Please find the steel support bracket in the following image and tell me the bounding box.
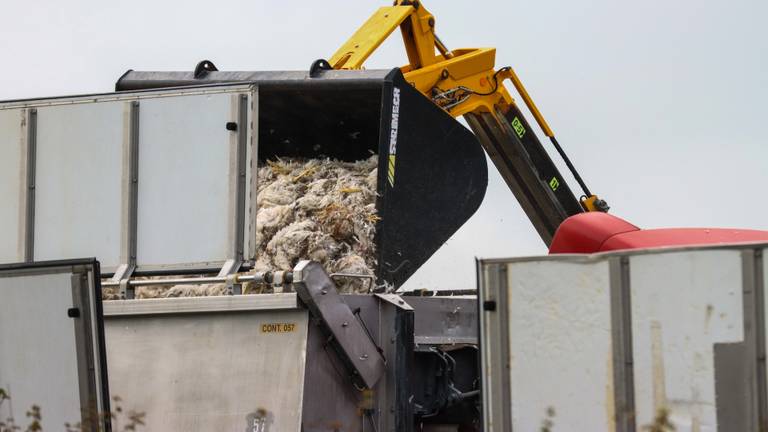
[292,260,386,389]
[118,279,130,299]
[113,264,136,300]
[224,273,241,296]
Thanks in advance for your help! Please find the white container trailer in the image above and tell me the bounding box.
[478,243,767,432]
[0,70,490,295]
[0,84,257,278]
[0,73,486,431]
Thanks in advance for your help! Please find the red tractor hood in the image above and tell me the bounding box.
[549,212,768,254]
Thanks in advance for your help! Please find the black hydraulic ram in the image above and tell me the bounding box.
[464,67,609,244]
[465,106,584,245]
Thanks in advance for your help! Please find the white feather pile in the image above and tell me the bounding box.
[103,156,379,299]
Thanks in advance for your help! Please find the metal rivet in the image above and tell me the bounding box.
[342,321,349,327]
[321,289,327,295]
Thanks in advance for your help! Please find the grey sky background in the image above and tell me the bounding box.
[2,0,766,290]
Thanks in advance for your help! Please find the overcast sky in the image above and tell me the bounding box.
[2,0,766,290]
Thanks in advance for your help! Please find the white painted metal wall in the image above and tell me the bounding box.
[0,272,81,429]
[479,243,768,432]
[506,259,614,431]
[136,94,234,267]
[34,103,124,265]
[0,85,255,275]
[629,250,744,431]
[0,110,22,263]
[0,262,108,431]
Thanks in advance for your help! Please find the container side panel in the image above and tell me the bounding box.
[764,247,768,411]
[136,94,232,267]
[507,259,614,431]
[244,89,257,262]
[34,103,123,268]
[630,250,744,431]
[479,262,512,432]
[105,309,308,431]
[0,273,80,429]
[0,110,22,262]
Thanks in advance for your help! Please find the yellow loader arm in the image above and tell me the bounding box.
[331,2,511,118]
[330,0,608,243]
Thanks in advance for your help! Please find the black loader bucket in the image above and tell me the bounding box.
[117,67,488,289]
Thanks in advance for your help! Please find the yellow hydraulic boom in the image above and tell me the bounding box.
[330,0,608,243]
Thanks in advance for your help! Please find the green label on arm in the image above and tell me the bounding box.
[549,177,560,191]
[511,117,526,139]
